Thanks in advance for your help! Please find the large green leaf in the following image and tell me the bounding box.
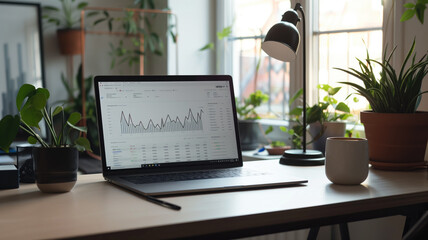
[16,84,35,111]
[75,137,92,152]
[27,91,48,110]
[400,9,416,22]
[67,112,81,125]
[0,115,20,152]
[21,107,43,128]
[306,105,322,124]
[289,107,302,117]
[335,102,350,113]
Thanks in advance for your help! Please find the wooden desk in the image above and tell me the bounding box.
[1,160,428,239]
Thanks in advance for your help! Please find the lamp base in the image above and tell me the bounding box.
[280,149,325,166]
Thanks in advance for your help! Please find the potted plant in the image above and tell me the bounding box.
[306,84,353,154]
[0,84,91,192]
[335,40,428,170]
[264,126,292,155]
[236,90,269,150]
[42,0,92,55]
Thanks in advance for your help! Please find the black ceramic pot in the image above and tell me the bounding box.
[32,147,78,193]
[238,120,264,151]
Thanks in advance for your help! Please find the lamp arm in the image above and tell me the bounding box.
[294,3,307,152]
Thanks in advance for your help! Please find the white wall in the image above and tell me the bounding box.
[167,0,216,75]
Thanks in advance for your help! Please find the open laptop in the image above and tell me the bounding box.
[94,75,307,196]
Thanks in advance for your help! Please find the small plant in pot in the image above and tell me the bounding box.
[285,87,352,152]
[335,40,428,170]
[306,84,353,154]
[264,126,292,155]
[236,90,269,150]
[0,84,91,192]
[42,0,94,55]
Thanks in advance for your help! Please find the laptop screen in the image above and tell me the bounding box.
[94,75,242,173]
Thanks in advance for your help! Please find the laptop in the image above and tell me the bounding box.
[94,75,307,196]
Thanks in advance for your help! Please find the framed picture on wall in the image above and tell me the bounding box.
[0,1,46,149]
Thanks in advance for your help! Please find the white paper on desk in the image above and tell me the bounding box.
[0,155,15,165]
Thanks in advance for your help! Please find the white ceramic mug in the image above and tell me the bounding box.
[325,137,369,185]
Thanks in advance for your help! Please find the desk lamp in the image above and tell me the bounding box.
[261,3,325,166]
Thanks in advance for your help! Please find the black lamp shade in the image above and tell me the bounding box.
[261,22,300,62]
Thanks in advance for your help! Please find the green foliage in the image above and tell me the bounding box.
[306,84,352,125]
[59,64,99,154]
[0,84,91,153]
[401,0,428,24]
[335,40,428,113]
[264,125,293,148]
[92,1,177,70]
[273,85,353,149]
[42,0,93,29]
[199,25,233,51]
[270,140,286,147]
[236,90,269,120]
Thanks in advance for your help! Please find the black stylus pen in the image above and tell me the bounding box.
[142,193,181,210]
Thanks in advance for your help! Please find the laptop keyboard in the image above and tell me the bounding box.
[122,168,265,184]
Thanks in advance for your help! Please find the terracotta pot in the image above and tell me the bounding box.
[361,111,428,170]
[33,147,78,193]
[57,28,83,55]
[308,121,346,154]
[266,146,291,155]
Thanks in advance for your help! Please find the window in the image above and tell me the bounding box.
[230,0,291,119]
[314,0,383,116]
[227,0,383,120]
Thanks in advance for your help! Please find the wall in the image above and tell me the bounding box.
[167,0,216,75]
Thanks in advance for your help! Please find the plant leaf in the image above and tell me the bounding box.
[67,122,87,133]
[77,2,88,9]
[217,26,232,40]
[0,115,20,152]
[289,88,303,105]
[52,106,63,117]
[404,3,415,8]
[27,136,38,144]
[27,91,48,110]
[75,137,92,152]
[86,11,99,17]
[67,112,81,125]
[415,2,426,23]
[42,6,60,11]
[21,107,43,128]
[265,125,273,135]
[16,84,35,111]
[199,43,214,51]
[335,102,350,113]
[401,9,416,22]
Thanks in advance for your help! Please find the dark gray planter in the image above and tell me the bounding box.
[33,147,78,193]
[238,120,264,151]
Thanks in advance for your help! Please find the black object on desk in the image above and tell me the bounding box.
[0,165,19,189]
